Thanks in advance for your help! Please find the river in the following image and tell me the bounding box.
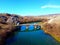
[6,22,60,45]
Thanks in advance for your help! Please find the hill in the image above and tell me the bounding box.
[0,13,60,44]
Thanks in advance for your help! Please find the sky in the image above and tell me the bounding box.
[0,0,60,16]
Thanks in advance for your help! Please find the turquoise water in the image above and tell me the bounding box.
[6,25,60,45]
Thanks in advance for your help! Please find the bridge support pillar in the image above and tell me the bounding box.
[26,25,29,32]
[34,25,37,30]
[26,26,29,29]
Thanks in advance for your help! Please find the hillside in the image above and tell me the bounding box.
[0,13,60,45]
[41,16,60,42]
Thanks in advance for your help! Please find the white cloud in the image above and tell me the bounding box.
[41,5,60,8]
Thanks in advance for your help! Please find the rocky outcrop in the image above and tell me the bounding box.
[0,13,21,45]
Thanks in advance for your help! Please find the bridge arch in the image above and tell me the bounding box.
[16,24,41,32]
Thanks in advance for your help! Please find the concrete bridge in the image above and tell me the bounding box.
[16,24,41,32]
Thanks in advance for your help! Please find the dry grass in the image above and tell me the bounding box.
[41,16,60,42]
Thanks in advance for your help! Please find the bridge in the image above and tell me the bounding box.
[15,24,41,32]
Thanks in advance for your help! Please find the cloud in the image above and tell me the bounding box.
[41,5,60,8]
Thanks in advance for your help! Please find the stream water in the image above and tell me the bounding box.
[6,23,60,45]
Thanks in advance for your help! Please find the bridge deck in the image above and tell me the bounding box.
[20,24,40,26]
[14,24,41,32]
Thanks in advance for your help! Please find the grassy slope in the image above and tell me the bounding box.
[41,16,60,42]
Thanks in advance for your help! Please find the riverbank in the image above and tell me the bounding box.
[41,16,60,42]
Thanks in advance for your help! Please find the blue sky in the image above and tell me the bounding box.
[0,0,60,16]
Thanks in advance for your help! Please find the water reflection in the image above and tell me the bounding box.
[21,25,26,31]
[28,25,34,30]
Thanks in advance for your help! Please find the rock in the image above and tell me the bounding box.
[0,14,20,45]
